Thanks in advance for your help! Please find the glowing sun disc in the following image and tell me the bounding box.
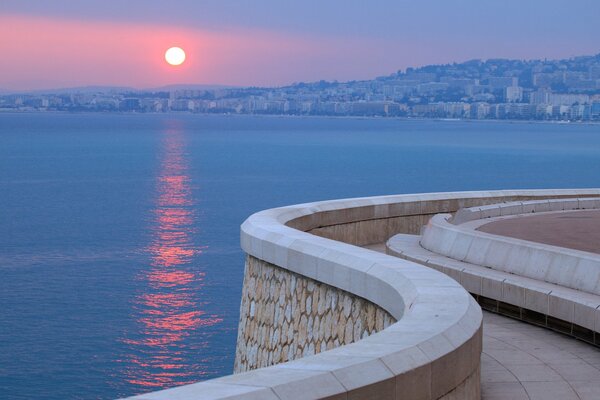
[165,47,186,66]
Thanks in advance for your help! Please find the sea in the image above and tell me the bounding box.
[1,113,599,399]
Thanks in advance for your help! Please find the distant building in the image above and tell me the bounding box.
[170,99,194,111]
[569,104,591,120]
[470,102,490,119]
[351,101,397,116]
[529,89,551,105]
[440,102,470,118]
[119,98,140,111]
[551,105,570,119]
[505,86,523,102]
[535,104,553,119]
[549,93,590,106]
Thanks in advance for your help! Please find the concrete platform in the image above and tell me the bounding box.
[478,209,600,255]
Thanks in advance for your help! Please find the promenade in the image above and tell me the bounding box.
[367,241,600,400]
[482,311,600,400]
[478,209,600,398]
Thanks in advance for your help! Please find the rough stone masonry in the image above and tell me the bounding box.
[234,255,396,372]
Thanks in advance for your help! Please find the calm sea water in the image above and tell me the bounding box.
[1,113,599,399]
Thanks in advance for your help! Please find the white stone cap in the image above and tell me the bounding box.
[422,203,600,295]
[452,197,600,225]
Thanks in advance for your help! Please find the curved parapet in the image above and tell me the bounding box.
[451,197,600,225]
[127,189,600,400]
[420,198,600,295]
[390,193,600,346]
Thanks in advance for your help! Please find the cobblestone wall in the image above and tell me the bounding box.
[233,255,396,373]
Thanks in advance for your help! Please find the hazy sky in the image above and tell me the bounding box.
[2,0,599,90]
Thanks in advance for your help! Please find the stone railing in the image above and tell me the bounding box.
[127,189,600,400]
[421,198,600,294]
[388,192,600,347]
[451,197,600,225]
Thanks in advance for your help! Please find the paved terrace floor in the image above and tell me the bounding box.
[477,209,600,255]
[365,243,600,400]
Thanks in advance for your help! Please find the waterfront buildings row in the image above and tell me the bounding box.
[2,92,599,121]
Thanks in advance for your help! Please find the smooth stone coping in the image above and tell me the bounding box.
[477,209,600,255]
[451,197,600,225]
[421,200,600,296]
[127,189,600,400]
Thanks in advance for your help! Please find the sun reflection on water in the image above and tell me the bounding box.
[120,122,222,391]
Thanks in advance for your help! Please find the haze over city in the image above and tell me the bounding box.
[2,0,600,91]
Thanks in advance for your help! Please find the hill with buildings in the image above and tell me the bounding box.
[2,53,600,121]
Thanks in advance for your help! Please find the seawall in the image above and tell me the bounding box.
[128,189,600,400]
[234,256,395,372]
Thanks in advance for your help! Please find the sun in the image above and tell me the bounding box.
[165,47,186,66]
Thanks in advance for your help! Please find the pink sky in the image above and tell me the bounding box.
[0,14,401,90]
[1,12,598,91]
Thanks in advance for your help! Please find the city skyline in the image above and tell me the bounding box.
[4,52,599,122]
[2,0,600,91]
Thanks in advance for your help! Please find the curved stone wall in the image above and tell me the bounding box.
[388,194,600,346]
[451,197,600,225]
[420,198,600,295]
[234,256,395,372]
[127,189,600,400]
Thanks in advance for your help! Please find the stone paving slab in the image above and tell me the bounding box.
[365,243,600,400]
[482,311,600,399]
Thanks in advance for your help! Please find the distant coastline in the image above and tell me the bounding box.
[2,52,600,123]
[2,109,599,126]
